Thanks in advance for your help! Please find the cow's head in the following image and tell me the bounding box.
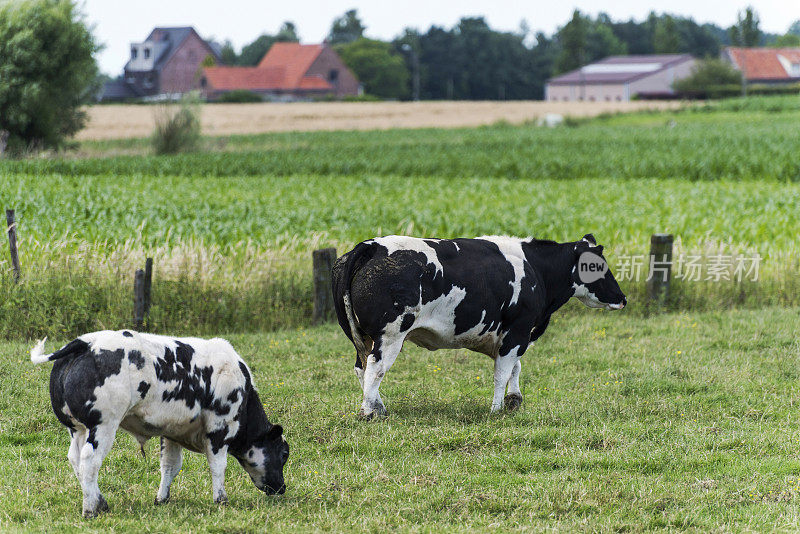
[570,234,627,310]
[235,389,289,495]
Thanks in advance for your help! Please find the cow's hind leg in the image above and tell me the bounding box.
[504,359,523,411]
[79,423,119,517]
[155,438,183,504]
[360,337,404,419]
[67,427,88,481]
[354,353,365,390]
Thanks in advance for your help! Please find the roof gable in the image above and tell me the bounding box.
[548,54,694,85]
[203,43,335,92]
[258,43,324,87]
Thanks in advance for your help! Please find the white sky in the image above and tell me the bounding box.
[83,0,800,75]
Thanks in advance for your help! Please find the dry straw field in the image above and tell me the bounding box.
[77,100,680,140]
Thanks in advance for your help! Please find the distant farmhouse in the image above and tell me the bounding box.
[545,55,696,102]
[723,47,800,84]
[200,43,360,101]
[102,27,221,101]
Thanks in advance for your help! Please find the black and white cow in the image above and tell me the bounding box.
[30,331,289,517]
[332,234,626,418]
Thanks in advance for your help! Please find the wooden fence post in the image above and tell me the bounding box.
[646,233,674,306]
[312,248,337,324]
[6,209,20,283]
[144,257,153,316]
[134,269,145,330]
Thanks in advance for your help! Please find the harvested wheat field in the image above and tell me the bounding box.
[77,100,681,140]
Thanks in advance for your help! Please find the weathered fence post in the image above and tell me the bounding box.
[134,269,145,330]
[144,257,153,316]
[312,248,337,324]
[646,233,674,306]
[6,209,20,283]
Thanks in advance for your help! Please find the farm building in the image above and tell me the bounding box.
[101,27,222,101]
[722,47,800,84]
[545,54,696,102]
[200,43,360,101]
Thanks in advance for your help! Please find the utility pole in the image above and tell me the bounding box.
[401,44,420,101]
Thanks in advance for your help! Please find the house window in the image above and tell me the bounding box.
[131,47,138,59]
[144,47,150,60]
[329,69,339,83]
[144,74,154,88]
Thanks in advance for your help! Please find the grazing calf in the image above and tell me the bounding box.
[31,331,289,517]
[332,234,626,418]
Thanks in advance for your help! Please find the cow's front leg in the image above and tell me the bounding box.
[491,345,523,412]
[155,438,183,504]
[204,440,229,504]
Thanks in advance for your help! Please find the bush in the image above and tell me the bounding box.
[152,98,201,155]
[0,0,99,155]
[674,59,742,97]
[215,90,263,103]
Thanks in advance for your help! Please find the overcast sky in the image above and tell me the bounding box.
[84,0,799,75]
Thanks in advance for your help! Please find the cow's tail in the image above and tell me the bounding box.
[332,241,377,359]
[30,337,89,365]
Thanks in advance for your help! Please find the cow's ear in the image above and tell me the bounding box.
[266,424,283,440]
[582,234,597,246]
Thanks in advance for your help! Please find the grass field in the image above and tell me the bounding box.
[3,306,800,531]
[2,96,800,336]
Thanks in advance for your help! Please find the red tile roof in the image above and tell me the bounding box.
[203,43,332,92]
[726,47,800,81]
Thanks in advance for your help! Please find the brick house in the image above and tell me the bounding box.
[723,47,800,84]
[101,27,222,101]
[200,43,360,100]
[545,54,696,102]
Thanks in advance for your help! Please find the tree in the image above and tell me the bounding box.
[789,20,800,37]
[773,33,800,47]
[555,10,588,74]
[337,38,409,99]
[276,21,299,42]
[328,9,365,45]
[220,40,237,65]
[653,15,680,52]
[729,6,761,47]
[0,0,99,154]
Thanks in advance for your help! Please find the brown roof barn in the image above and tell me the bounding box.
[545,54,696,102]
[201,43,360,100]
[723,47,800,83]
[101,26,222,101]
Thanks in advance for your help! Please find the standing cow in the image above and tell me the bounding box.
[332,234,626,418]
[31,331,289,517]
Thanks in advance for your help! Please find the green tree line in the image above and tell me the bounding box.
[223,7,793,100]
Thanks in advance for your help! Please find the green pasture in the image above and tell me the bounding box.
[2,307,800,531]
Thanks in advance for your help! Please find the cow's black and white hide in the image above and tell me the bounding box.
[332,234,626,418]
[30,331,289,517]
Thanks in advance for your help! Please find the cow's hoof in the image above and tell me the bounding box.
[83,496,109,518]
[214,494,229,505]
[358,404,388,420]
[504,393,523,411]
[154,495,169,505]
